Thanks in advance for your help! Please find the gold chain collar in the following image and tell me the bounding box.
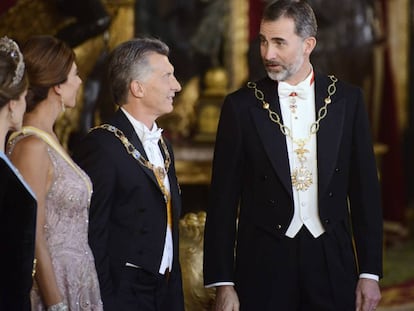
[247,75,337,140]
[247,75,338,191]
[92,124,171,179]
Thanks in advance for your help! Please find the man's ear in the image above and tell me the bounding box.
[130,80,144,98]
[304,36,317,55]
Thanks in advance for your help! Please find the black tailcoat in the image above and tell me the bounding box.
[74,110,184,310]
[203,73,383,310]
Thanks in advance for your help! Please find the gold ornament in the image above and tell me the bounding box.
[247,75,338,191]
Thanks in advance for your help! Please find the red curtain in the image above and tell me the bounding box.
[377,0,407,224]
[248,0,264,42]
[0,0,17,16]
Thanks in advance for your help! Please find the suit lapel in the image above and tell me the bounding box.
[112,110,180,226]
[314,74,345,196]
[110,110,161,191]
[162,142,181,223]
[249,75,345,198]
[249,78,293,197]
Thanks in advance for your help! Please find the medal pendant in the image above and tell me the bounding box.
[291,166,312,191]
[155,166,166,181]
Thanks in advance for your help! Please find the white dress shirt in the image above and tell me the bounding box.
[122,108,173,274]
[278,72,325,238]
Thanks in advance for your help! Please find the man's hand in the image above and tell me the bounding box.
[213,285,240,311]
[355,278,381,311]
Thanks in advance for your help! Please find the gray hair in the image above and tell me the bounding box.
[107,37,170,105]
[262,0,317,39]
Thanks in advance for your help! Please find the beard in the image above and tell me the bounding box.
[263,56,304,82]
[266,69,289,81]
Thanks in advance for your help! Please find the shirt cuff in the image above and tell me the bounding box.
[206,275,379,288]
[359,273,379,282]
[205,281,235,288]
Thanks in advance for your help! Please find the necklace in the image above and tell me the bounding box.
[92,124,171,181]
[247,75,337,191]
[93,124,173,226]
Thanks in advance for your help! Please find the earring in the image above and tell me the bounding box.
[61,96,66,112]
[8,109,17,131]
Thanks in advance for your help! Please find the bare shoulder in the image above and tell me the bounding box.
[10,135,49,163]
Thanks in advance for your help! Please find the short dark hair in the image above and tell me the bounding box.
[262,0,317,39]
[107,37,170,105]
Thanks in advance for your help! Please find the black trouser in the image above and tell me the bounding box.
[238,225,358,311]
[115,266,184,311]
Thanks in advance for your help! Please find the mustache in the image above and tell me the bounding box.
[264,60,281,67]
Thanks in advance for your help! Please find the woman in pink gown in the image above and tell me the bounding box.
[7,35,102,311]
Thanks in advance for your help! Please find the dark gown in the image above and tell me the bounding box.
[0,151,37,311]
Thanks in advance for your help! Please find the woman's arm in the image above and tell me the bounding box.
[10,136,63,307]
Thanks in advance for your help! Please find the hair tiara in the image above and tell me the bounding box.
[0,36,25,86]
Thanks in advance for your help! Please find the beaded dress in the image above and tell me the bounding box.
[7,130,103,311]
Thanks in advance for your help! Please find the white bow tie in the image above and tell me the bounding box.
[142,128,163,145]
[278,82,309,100]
